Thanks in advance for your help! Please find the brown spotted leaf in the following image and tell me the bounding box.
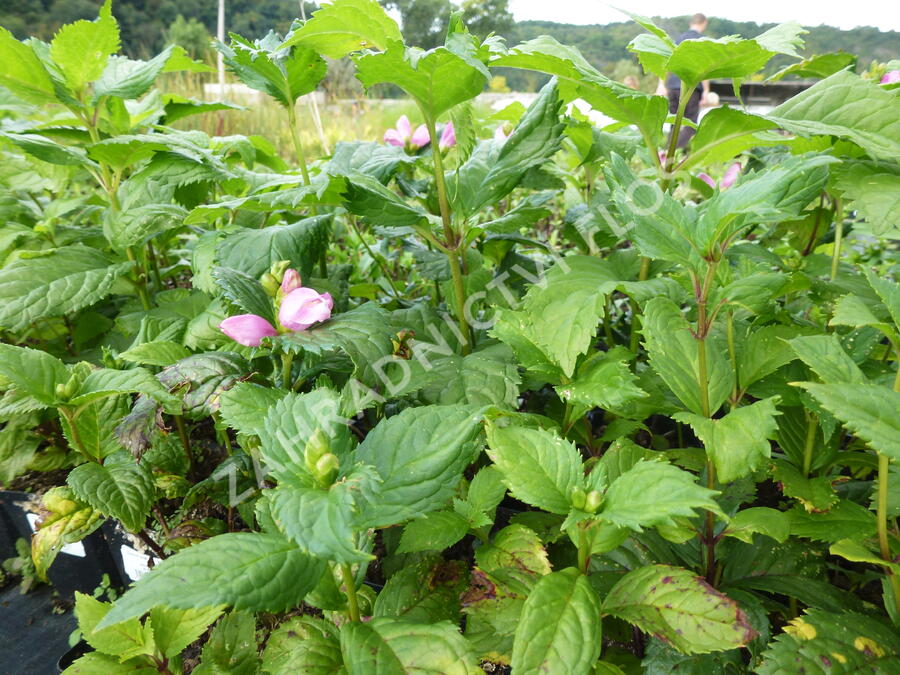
[603,564,756,654]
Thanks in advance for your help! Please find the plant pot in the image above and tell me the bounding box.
[56,639,91,673]
[0,490,126,597]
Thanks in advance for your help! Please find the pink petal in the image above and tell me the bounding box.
[881,70,900,84]
[384,129,405,146]
[439,121,456,149]
[220,314,277,347]
[280,269,302,294]
[697,172,716,189]
[279,287,333,331]
[396,115,412,138]
[721,162,742,189]
[411,124,430,148]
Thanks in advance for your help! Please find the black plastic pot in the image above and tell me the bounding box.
[0,491,126,597]
[56,640,91,673]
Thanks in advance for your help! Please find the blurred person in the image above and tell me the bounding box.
[666,13,711,148]
[623,74,640,89]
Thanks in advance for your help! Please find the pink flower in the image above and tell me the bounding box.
[658,151,667,165]
[493,125,509,141]
[411,124,430,149]
[280,269,301,294]
[279,287,334,331]
[721,162,742,189]
[697,172,716,189]
[384,115,412,147]
[439,121,456,149]
[220,314,278,347]
[881,70,900,84]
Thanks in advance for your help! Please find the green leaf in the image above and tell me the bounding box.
[466,466,507,515]
[258,389,353,482]
[833,161,900,236]
[70,367,180,409]
[475,524,552,577]
[149,606,225,659]
[262,616,342,674]
[674,397,781,483]
[280,0,403,58]
[0,27,57,104]
[67,451,155,532]
[604,565,756,654]
[277,303,395,389]
[340,618,477,675]
[485,423,583,515]
[771,460,838,513]
[397,511,470,554]
[797,382,900,460]
[789,500,877,543]
[156,352,251,418]
[195,611,259,675]
[94,46,173,100]
[416,345,521,408]
[757,609,900,673]
[215,215,331,281]
[685,106,782,169]
[61,652,156,673]
[212,266,276,325]
[666,37,775,89]
[769,70,900,161]
[557,351,647,412]
[724,507,790,544]
[0,343,68,405]
[1,131,95,166]
[99,532,325,628]
[32,487,104,581]
[867,268,900,329]
[449,80,564,218]
[49,0,120,92]
[119,341,192,368]
[355,404,484,527]
[217,33,325,108]
[641,297,733,416]
[0,246,133,331]
[74,592,154,661]
[61,395,130,461]
[789,334,867,385]
[511,568,602,674]
[219,382,288,437]
[355,41,489,121]
[373,558,468,624]
[600,460,722,531]
[769,51,857,81]
[521,255,619,377]
[269,481,373,564]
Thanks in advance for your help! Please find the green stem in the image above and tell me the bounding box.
[602,294,615,347]
[348,216,401,300]
[830,197,844,280]
[704,460,717,584]
[629,257,651,353]
[126,247,152,311]
[726,311,739,406]
[340,563,361,622]
[425,116,470,354]
[281,352,294,390]
[173,415,192,466]
[577,527,590,574]
[661,86,693,186]
[147,240,163,292]
[877,452,900,621]
[287,103,312,187]
[60,408,94,462]
[802,412,817,477]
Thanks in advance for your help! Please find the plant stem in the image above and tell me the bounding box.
[577,527,590,574]
[348,216,401,300]
[425,116,470,354]
[629,257,651,353]
[877,452,900,620]
[340,563,361,622]
[802,412,817,477]
[830,197,844,280]
[287,102,312,187]
[281,352,294,390]
[138,529,168,559]
[126,247,152,311]
[662,86,693,181]
[173,415,192,466]
[704,461,717,584]
[726,311,739,406]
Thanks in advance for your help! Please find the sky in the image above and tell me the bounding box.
[507,0,900,31]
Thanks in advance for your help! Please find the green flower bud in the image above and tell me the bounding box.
[570,487,587,510]
[260,272,280,297]
[584,490,603,514]
[314,453,340,486]
[304,428,331,475]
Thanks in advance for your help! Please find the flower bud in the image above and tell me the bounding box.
[260,273,280,297]
[280,269,302,294]
[304,428,331,474]
[314,453,340,486]
[570,487,587,510]
[584,490,603,514]
[220,314,278,347]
